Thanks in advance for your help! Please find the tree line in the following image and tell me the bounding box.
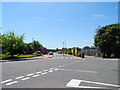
[1,31,47,58]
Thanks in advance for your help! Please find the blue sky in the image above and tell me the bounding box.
[2,2,118,49]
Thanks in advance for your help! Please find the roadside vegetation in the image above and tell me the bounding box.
[1,31,47,60]
[55,24,120,58]
[94,24,120,58]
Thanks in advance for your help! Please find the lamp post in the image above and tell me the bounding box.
[63,42,64,56]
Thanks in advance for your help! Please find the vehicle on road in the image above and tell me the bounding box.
[48,52,53,55]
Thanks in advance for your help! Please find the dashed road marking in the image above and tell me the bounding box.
[43,70,48,72]
[16,76,24,79]
[21,77,30,81]
[41,72,47,75]
[36,71,42,74]
[54,68,59,71]
[32,74,40,77]
[48,70,53,72]
[6,81,18,86]
[27,73,34,76]
[1,79,12,84]
[50,68,54,70]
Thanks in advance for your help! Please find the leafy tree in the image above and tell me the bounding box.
[30,40,43,52]
[83,46,90,49]
[94,24,120,58]
[2,31,25,56]
[25,43,33,54]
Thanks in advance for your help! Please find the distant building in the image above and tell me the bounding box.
[79,48,102,56]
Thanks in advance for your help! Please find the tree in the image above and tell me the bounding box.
[2,31,25,56]
[30,40,43,52]
[83,46,90,49]
[94,24,120,58]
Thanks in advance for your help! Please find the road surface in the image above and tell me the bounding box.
[1,53,119,89]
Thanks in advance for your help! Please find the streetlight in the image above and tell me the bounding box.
[63,42,64,56]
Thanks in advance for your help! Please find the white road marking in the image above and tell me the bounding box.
[6,81,18,86]
[54,68,59,71]
[1,79,12,84]
[27,73,34,76]
[60,69,97,73]
[48,70,53,72]
[59,66,62,67]
[21,77,30,81]
[36,71,42,74]
[82,80,120,87]
[16,76,24,79]
[32,74,40,77]
[43,70,48,72]
[41,72,47,75]
[66,79,120,88]
[66,79,82,87]
[50,68,54,70]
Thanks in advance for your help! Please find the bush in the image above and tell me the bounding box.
[67,51,72,55]
[33,51,42,56]
[77,53,82,57]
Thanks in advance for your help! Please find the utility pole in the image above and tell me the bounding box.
[63,42,64,56]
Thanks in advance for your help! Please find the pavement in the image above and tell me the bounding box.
[1,53,119,89]
[0,54,54,63]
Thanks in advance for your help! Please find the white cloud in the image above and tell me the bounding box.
[93,14,104,17]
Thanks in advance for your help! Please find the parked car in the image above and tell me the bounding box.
[48,52,53,55]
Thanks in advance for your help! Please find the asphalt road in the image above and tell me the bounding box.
[1,53,119,90]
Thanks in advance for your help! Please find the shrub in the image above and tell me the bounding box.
[4,52,10,56]
[77,53,82,57]
[33,51,42,56]
[67,51,72,55]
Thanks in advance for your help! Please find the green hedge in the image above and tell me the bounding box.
[33,51,42,56]
[67,51,72,55]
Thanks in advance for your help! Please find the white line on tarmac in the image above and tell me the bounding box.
[82,80,120,87]
[43,70,48,72]
[66,79,82,87]
[16,76,24,79]
[50,68,54,70]
[60,69,98,73]
[54,69,59,71]
[41,72,47,75]
[32,74,40,77]
[27,73,34,76]
[21,77,30,81]
[1,79,12,84]
[48,70,53,72]
[36,71,42,74]
[6,81,18,86]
